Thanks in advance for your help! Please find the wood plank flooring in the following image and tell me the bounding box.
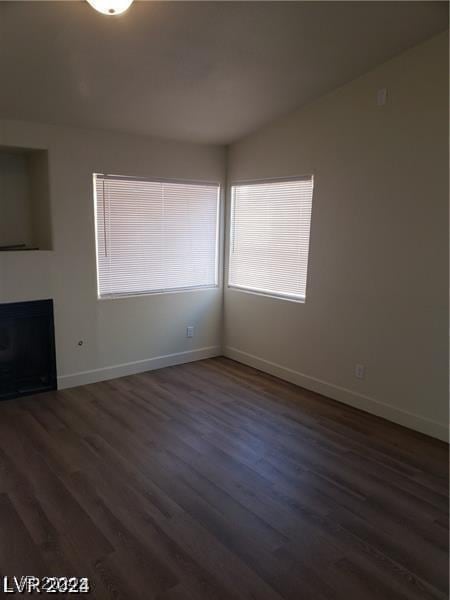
[0,357,448,599]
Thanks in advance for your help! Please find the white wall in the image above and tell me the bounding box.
[0,120,226,386]
[225,32,449,441]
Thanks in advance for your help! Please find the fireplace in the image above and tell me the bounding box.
[0,299,57,400]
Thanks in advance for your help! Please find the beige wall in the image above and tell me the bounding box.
[225,32,449,441]
[0,32,447,441]
[0,120,226,386]
[0,150,33,248]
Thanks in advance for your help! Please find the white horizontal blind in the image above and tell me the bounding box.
[229,177,313,300]
[95,174,220,298]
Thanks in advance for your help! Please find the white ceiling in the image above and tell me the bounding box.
[0,1,447,144]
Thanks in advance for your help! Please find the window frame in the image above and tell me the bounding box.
[93,173,222,300]
[227,174,314,304]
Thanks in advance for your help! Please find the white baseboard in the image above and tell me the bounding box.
[58,345,221,390]
[224,346,449,443]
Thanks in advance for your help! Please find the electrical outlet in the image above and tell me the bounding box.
[186,326,194,338]
[355,364,365,380]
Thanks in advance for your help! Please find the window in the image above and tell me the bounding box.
[94,174,220,298]
[228,176,313,301]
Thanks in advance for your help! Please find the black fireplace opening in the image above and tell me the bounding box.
[0,299,57,400]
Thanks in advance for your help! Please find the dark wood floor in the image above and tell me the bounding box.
[0,357,448,599]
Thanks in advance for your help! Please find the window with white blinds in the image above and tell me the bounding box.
[228,176,313,301]
[94,174,220,298]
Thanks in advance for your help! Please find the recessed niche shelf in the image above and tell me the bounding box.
[0,146,52,252]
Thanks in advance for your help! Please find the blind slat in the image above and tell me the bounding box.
[228,178,313,300]
[95,174,220,297]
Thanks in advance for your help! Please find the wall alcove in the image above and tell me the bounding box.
[0,146,52,252]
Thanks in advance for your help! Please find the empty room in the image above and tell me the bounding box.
[0,0,448,598]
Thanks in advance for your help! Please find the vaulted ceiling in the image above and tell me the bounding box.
[0,1,447,144]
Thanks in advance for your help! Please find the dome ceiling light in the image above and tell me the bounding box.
[87,0,134,16]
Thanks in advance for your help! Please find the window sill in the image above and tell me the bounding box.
[227,285,305,304]
[98,285,220,301]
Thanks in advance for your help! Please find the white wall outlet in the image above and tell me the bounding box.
[186,326,194,338]
[376,88,387,106]
[355,364,365,380]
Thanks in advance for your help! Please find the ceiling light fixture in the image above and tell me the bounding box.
[87,0,133,16]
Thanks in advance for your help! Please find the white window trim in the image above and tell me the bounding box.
[93,173,222,300]
[227,284,306,304]
[227,174,313,303]
[97,285,220,302]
